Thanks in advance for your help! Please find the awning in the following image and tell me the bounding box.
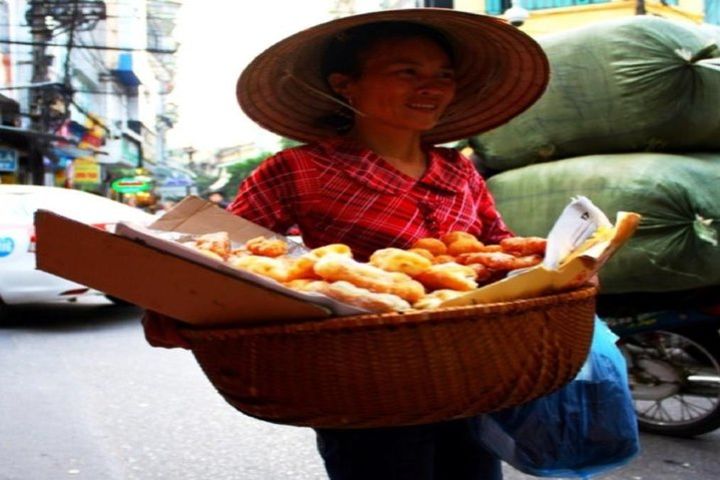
[0,125,68,150]
[112,53,142,87]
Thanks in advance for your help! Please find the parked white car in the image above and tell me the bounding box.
[0,185,154,317]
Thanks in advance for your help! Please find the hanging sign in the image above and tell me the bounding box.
[72,158,101,184]
[0,147,18,172]
[111,176,153,194]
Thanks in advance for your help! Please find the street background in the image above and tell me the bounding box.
[1,301,719,480]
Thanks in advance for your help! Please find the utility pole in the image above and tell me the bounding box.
[24,0,106,185]
[26,1,54,184]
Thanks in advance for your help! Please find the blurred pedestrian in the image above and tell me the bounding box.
[207,191,229,209]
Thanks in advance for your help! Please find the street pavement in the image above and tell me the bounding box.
[1,299,719,480]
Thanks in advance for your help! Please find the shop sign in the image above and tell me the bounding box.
[0,147,18,172]
[72,158,101,184]
[111,176,153,193]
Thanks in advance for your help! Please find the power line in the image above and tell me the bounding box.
[0,38,176,53]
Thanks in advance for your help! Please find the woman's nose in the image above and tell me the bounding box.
[417,76,454,95]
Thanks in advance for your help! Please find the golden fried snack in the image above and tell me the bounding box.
[446,238,486,256]
[283,279,329,292]
[369,248,433,277]
[309,243,353,259]
[411,238,447,256]
[228,255,289,282]
[432,254,456,265]
[313,254,425,303]
[193,247,226,262]
[407,248,435,261]
[314,281,411,313]
[194,231,231,259]
[415,262,478,291]
[413,289,466,310]
[440,231,477,246]
[465,263,494,284]
[244,235,288,257]
[500,236,548,256]
[285,255,322,281]
[457,251,543,271]
[284,244,353,281]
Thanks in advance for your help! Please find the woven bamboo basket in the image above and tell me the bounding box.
[178,286,597,428]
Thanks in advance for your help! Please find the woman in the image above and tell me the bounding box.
[227,9,549,480]
[145,8,549,480]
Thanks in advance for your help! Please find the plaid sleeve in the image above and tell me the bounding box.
[474,172,514,243]
[227,153,295,234]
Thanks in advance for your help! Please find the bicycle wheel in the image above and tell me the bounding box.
[620,329,720,437]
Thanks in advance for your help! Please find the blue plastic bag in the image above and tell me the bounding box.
[475,317,640,478]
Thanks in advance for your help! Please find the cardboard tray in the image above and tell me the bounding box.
[34,199,334,326]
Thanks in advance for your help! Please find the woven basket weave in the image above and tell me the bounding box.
[179,286,597,428]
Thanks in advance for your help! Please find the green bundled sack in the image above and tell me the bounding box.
[471,17,720,172]
[486,153,720,293]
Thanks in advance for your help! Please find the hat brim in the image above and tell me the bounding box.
[237,9,550,145]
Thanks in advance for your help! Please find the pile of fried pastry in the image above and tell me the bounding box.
[182,231,547,313]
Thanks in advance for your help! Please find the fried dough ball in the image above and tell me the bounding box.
[228,255,289,282]
[477,244,503,253]
[313,254,425,303]
[411,238,447,256]
[465,263,494,284]
[309,243,353,259]
[369,248,433,277]
[285,255,322,281]
[284,244,353,281]
[244,235,288,257]
[283,279,328,292]
[432,254,456,265]
[413,289,466,310]
[440,231,477,246]
[194,231,231,259]
[456,251,543,271]
[407,248,435,261]
[415,262,478,291]
[315,281,411,313]
[500,236,548,256]
[446,238,486,256]
[194,247,226,262]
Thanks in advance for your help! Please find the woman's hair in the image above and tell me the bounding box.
[317,21,456,134]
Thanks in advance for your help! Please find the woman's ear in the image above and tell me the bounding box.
[327,73,353,99]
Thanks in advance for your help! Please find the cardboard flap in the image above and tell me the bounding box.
[34,210,332,326]
[150,196,285,244]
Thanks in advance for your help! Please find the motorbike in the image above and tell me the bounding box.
[597,287,720,437]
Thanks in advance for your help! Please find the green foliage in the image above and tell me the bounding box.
[221,152,271,198]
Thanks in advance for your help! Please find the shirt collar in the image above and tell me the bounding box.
[314,138,467,195]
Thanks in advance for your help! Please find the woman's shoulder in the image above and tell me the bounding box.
[428,146,478,175]
[268,142,336,168]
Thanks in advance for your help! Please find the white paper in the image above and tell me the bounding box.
[543,196,612,270]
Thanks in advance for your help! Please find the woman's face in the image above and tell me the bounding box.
[330,36,456,135]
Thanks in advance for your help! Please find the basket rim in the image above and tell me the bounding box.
[180,285,597,338]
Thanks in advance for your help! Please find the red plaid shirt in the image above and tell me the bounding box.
[228,138,512,260]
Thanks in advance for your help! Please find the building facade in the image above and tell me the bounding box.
[0,0,183,207]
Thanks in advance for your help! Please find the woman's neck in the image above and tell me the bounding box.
[349,125,427,179]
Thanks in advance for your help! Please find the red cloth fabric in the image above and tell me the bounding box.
[228,138,512,260]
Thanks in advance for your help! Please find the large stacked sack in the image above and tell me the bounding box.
[486,153,720,294]
[472,16,720,294]
[470,16,720,172]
